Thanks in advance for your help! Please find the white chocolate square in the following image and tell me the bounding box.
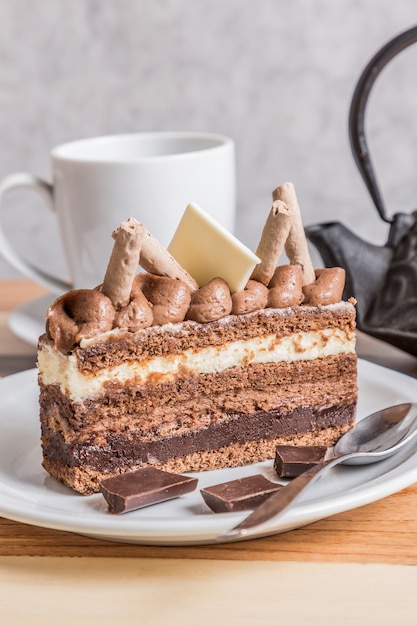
[168,202,260,293]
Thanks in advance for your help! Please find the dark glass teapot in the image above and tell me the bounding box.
[306,26,417,356]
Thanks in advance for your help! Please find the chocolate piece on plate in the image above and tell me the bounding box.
[201,474,282,513]
[274,445,328,478]
[100,467,198,514]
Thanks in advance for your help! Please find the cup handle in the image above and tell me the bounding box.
[0,172,72,293]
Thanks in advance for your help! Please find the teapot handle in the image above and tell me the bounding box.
[349,25,417,223]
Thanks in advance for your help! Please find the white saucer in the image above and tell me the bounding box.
[8,294,54,346]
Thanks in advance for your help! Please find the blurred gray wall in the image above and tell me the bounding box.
[1,0,417,281]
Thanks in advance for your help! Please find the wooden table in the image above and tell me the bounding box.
[1,280,417,624]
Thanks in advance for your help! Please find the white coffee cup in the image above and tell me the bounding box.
[0,131,236,294]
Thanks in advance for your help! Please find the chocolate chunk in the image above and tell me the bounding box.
[99,467,198,514]
[200,474,282,513]
[274,445,328,478]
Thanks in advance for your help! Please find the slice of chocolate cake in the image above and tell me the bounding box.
[37,182,357,495]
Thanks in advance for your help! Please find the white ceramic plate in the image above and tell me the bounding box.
[8,294,54,346]
[1,360,417,545]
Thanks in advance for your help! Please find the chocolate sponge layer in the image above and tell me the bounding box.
[39,354,356,437]
[39,303,355,373]
[41,403,355,495]
[39,354,357,495]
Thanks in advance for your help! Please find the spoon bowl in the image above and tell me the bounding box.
[335,402,417,464]
[223,402,417,538]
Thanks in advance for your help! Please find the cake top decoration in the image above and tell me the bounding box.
[44,181,348,353]
[167,201,260,293]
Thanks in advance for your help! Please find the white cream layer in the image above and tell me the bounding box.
[38,328,355,403]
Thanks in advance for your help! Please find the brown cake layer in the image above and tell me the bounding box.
[38,303,355,373]
[39,354,356,438]
[41,403,355,494]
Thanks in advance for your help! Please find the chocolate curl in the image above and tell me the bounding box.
[139,228,199,291]
[251,200,291,285]
[102,217,144,309]
[272,182,315,286]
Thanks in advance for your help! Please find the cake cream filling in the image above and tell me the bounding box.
[38,328,356,403]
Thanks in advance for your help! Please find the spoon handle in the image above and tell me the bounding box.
[222,454,345,539]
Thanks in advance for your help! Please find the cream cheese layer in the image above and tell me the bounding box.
[38,327,356,403]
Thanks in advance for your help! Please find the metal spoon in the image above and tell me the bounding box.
[222,403,417,539]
